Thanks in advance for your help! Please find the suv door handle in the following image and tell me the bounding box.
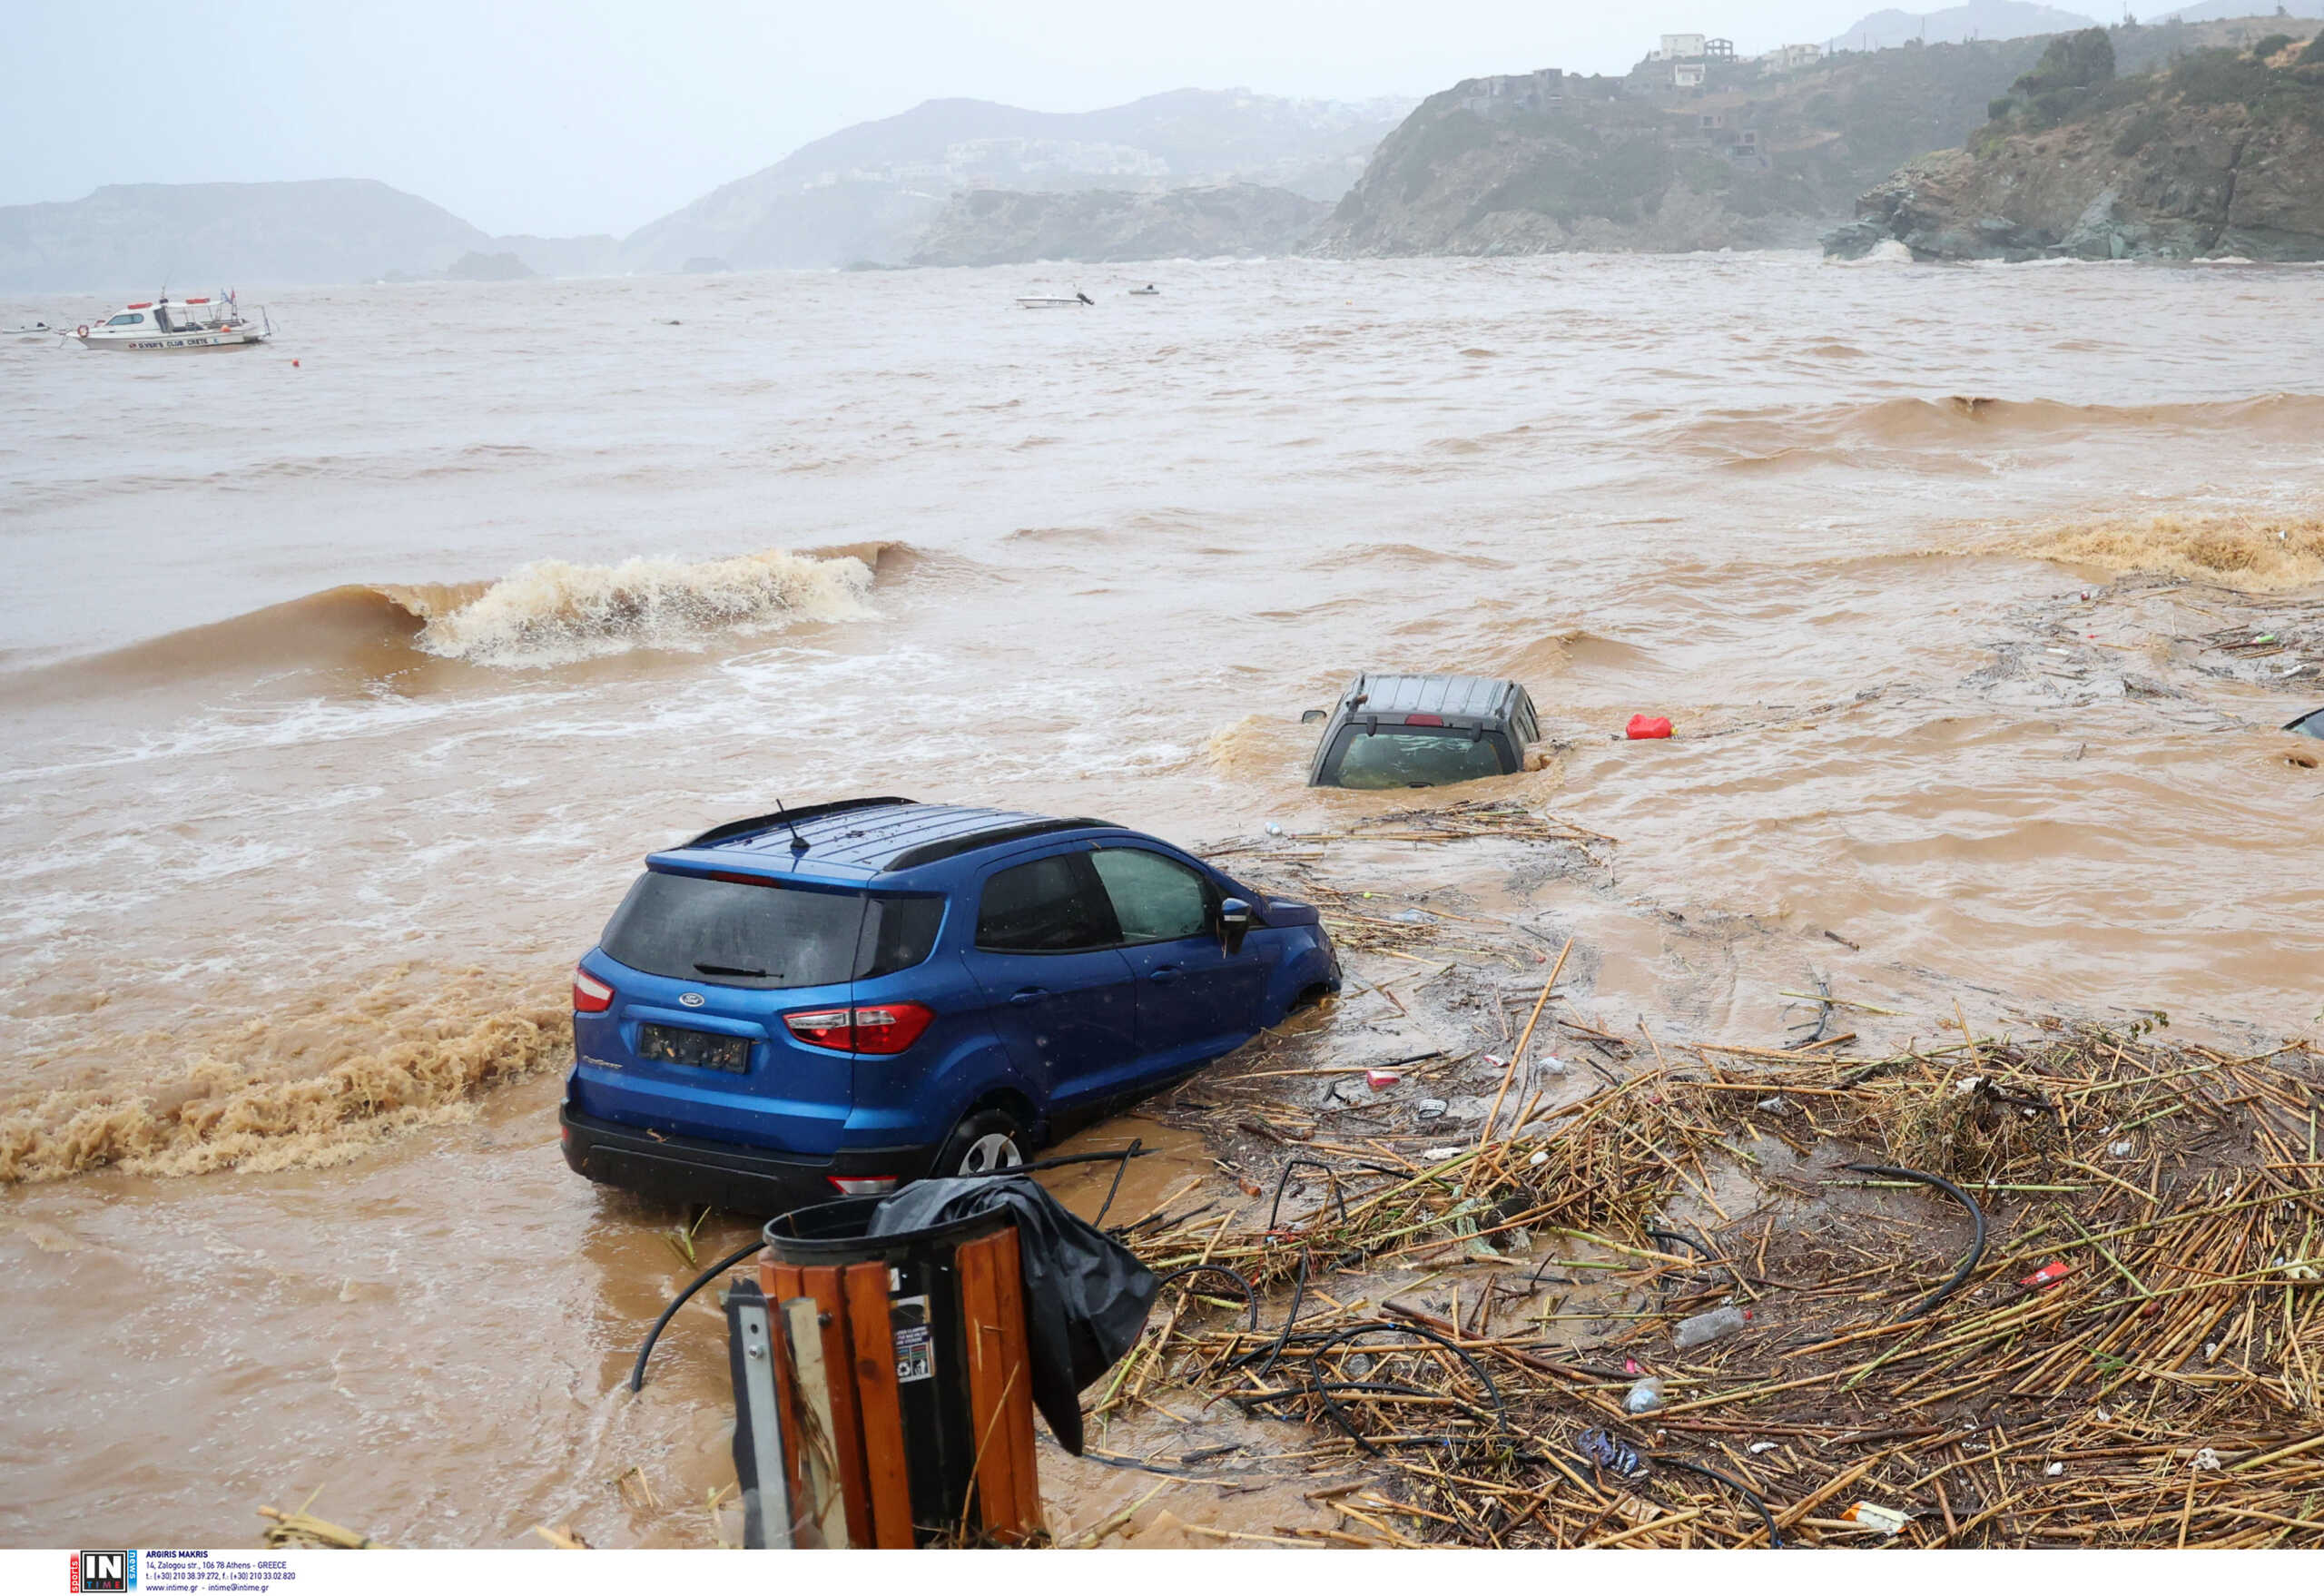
[1009,987,1049,1006]
[1147,966,1181,985]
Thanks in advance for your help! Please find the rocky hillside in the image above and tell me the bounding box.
[1309,43,2053,257]
[1829,25,2324,259]
[906,182,1326,267]
[625,90,1410,272]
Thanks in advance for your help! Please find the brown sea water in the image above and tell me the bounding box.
[1,253,2319,1544]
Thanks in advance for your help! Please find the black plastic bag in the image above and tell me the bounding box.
[868,1175,1155,1454]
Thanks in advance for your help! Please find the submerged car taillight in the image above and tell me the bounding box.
[828,1176,901,1196]
[572,967,615,1013]
[783,1002,936,1056]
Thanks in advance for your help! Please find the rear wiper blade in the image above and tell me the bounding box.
[694,962,771,978]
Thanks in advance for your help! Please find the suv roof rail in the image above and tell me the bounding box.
[684,796,914,850]
[883,816,1112,872]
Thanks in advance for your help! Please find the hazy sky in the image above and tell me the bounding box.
[13,1,1964,237]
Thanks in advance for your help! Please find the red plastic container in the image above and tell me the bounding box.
[1626,714,1673,740]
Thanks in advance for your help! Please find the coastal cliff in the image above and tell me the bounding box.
[1828,26,2324,259]
[1307,41,2048,257]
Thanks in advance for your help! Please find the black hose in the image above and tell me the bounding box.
[1650,1455,1784,1549]
[629,1236,765,1394]
[1844,1161,1986,1320]
[1153,1263,1262,1332]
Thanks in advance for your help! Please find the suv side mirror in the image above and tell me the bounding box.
[1300,708,1326,724]
[1218,897,1254,956]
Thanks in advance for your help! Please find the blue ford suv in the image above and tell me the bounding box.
[559,798,1340,1213]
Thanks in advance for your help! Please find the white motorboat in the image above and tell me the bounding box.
[74,292,271,352]
[1016,291,1093,309]
[8,320,56,340]
[1127,284,1160,296]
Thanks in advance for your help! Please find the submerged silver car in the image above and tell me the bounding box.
[1304,672,1541,789]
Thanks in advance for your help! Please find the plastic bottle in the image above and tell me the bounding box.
[1622,1375,1664,1414]
[1674,1305,1751,1350]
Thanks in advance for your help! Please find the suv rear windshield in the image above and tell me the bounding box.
[600,872,941,989]
[1327,730,1508,790]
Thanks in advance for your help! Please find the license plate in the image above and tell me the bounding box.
[637,1023,752,1073]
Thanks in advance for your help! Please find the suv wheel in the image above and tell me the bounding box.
[937,1108,1026,1178]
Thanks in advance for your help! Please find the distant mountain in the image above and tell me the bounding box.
[0,179,623,294]
[907,182,1330,267]
[622,89,1413,272]
[2153,0,2323,18]
[0,180,484,294]
[1834,0,2099,48]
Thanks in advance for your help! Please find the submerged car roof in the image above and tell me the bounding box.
[648,798,1118,883]
[1338,672,1530,721]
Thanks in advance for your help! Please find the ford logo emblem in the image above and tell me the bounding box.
[679,992,706,1008]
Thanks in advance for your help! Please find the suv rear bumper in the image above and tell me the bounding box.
[559,1106,937,1215]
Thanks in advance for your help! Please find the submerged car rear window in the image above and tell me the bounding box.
[1328,730,1507,790]
[599,873,941,990]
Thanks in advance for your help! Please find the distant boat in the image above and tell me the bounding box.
[8,320,55,340]
[1017,291,1093,309]
[74,292,271,352]
[1127,284,1160,296]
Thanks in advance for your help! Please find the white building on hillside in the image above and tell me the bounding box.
[1649,32,1707,61]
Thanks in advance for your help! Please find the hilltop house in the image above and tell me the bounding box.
[1759,42,1824,73]
[1453,68,1568,117]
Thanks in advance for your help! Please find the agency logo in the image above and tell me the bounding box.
[70,1551,136,1593]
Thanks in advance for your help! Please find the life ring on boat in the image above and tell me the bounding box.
[75,325,89,338]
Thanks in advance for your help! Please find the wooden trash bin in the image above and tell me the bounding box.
[730,1197,1043,1548]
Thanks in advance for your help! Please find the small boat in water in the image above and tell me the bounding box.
[74,292,271,352]
[1016,291,1093,309]
[8,320,56,340]
[1127,284,1159,296]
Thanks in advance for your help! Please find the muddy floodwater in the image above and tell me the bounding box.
[2,254,2319,1546]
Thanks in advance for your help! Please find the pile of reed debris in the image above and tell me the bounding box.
[1103,1022,2324,1547]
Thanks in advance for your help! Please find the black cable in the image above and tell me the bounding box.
[629,1236,765,1394]
[1649,1455,1784,1549]
[1646,1227,1714,1262]
[1844,1161,1986,1320]
[1296,1320,1511,1457]
[1252,1246,1313,1378]
[1265,1158,1353,1232]
[1092,1137,1141,1227]
[966,1145,1156,1178]
[1153,1263,1262,1332]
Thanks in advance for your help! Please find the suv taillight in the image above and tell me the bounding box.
[852,1003,935,1054]
[573,967,615,1013]
[783,1009,854,1050]
[783,1002,935,1056]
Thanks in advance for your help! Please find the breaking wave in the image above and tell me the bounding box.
[15,544,891,693]
[2017,511,2324,592]
[414,546,876,666]
[0,972,570,1184]
[1685,391,2324,464]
